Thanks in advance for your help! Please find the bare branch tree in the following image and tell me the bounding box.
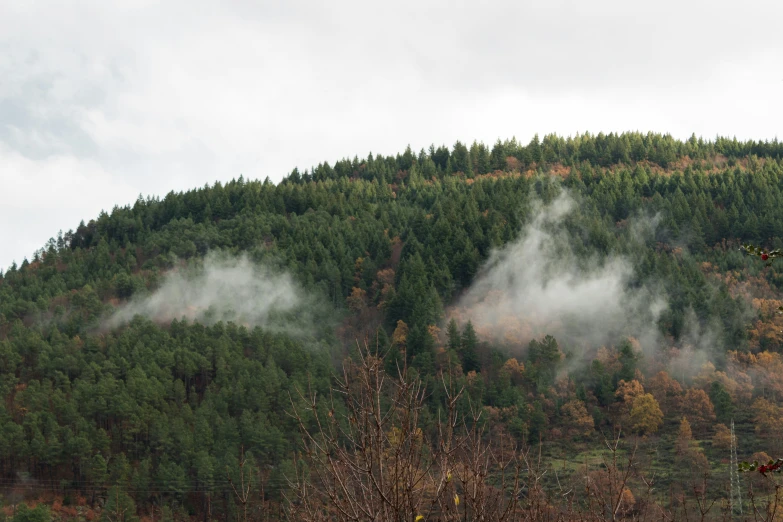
[284,341,531,521]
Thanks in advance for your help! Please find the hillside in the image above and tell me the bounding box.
[2,132,783,519]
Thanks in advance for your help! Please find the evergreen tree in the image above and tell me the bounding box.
[616,339,639,383]
[709,381,734,422]
[490,139,507,171]
[460,321,480,373]
[446,318,461,353]
[451,141,472,176]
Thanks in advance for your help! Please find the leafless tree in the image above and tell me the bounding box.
[283,341,749,522]
[284,342,533,521]
[747,473,783,522]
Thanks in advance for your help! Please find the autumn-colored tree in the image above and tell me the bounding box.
[723,351,757,403]
[612,379,645,424]
[755,351,783,400]
[376,268,395,287]
[691,358,750,408]
[392,320,409,347]
[618,488,636,517]
[427,324,441,347]
[752,397,783,442]
[500,358,524,386]
[595,346,621,374]
[376,269,396,310]
[681,389,716,436]
[561,399,594,438]
[647,370,683,414]
[8,133,783,519]
[717,370,753,404]
[692,361,719,389]
[748,298,783,351]
[683,449,710,478]
[674,417,710,479]
[382,320,410,373]
[629,393,663,435]
[353,256,364,285]
[615,379,645,404]
[711,427,732,455]
[346,287,368,313]
[676,417,693,456]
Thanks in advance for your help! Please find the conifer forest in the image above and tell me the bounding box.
[4,132,783,520]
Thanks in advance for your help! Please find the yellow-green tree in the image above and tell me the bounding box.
[629,393,663,435]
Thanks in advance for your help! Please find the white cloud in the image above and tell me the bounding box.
[450,192,668,355]
[1,0,781,270]
[0,146,140,266]
[106,253,315,335]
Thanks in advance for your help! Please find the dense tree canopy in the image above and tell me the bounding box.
[2,132,783,518]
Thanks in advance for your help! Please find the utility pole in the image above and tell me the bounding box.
[730,419,742,515]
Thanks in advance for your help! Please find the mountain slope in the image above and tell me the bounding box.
[1,132,783,519]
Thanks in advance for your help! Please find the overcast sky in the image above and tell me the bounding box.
[1,0,781,270]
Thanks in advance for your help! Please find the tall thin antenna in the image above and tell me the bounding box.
[730,418,742,515]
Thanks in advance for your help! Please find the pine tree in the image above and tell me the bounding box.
[476,143,491,174]
[616,339,639,383]
[490,139,507,171]
[709,381,734,422]
[528,134,542,164]
[446,318,461,353]
[451,141,472,177]
[460,321,480,372]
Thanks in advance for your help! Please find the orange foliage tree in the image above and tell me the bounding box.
[646,371,683,415]
[560,399,594,438]
[681,389,716,436]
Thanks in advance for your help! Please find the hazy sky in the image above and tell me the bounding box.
[1,0,781,270]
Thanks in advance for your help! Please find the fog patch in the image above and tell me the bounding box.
[107,253,318,335]
[448,192,668,358]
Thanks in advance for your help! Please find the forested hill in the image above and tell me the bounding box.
[2,131,783,519]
